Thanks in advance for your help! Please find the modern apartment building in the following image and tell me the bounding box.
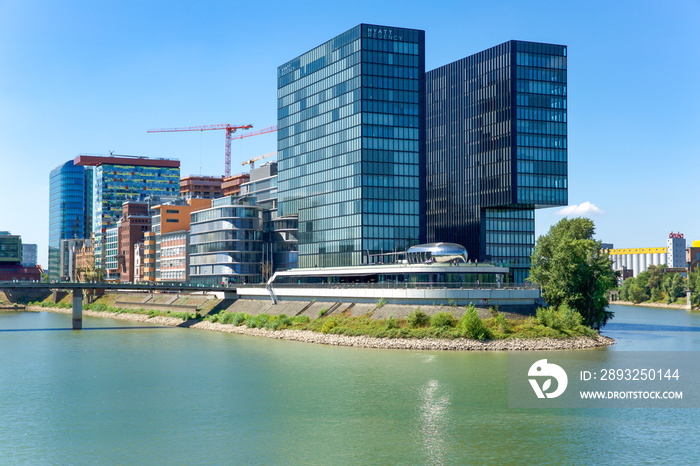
[277,23,426,268]
[240,161,298,275]
[188,197,263,286]
[48,160,93,280]
[73,154,180,271]
[426,41,568,282]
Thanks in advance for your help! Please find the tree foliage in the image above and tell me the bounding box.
[689,271,700,308]
[528,217,619,328]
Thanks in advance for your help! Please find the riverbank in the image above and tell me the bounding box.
[27,305,613,351]
[614,300,694,311]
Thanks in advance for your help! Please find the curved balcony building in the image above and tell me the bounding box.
[188,197,263,286]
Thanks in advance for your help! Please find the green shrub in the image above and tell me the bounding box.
[293,315,310,325]
[321,317,338,333]
[495,313,509,333]
[459,305,491,340]
[318,308,329,318]
[536,304,583,330]
[232,313,249,326]
[265,314,292,330]
[385,315,399,329]
[489,306,499,318]
[431,311,456,328]
[407,308,430,328]
[375,298,387,309]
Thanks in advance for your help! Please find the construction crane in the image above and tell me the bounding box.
[229,125,278,141]
[147,124,253,177]
[242,152,276,169]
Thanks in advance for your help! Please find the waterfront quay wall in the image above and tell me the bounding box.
[236,285,540,307]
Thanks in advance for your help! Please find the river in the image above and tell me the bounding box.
[1,304,699,464]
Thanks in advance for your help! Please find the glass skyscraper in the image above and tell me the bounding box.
[48,160,92,281]
[426,40,567,282]
[277,24,426,268]
[74,155,180,269]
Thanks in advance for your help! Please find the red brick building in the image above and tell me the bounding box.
[118,201,151,282]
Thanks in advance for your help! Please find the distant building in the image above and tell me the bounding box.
[48,160,93,281]
[21,244,37,267]
[604,232,687,277]
[74,154,180,271]
[151,198,211,282]
[74,240,95,282]
[180,175,224,199]
[604,247,667,278]
[188,197,263,286]
[0,231,40,281]
[133,242,144,282]
[105,226,120,281]
[240,161,298,275]
[687,240,700,273]
[159,231,188,282]
[667,232,686,268]
[143,232,156,283]
[0,231,22,263]
[117,201,152,282]
[58,238,86,281]
[222,173,250,197]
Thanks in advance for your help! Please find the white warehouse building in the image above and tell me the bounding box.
[603,233,687,277]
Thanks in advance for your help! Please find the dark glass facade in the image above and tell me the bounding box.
[426,40,567,283]
[48,161,90,280]
[277,24,425,268]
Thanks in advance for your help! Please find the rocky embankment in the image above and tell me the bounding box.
[615,300,691,310]
[29,305,613,351]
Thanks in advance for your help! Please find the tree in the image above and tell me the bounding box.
[663,273,686,304]
[619,277,635,301]
[528,217,619,328]
[689,271,700,308]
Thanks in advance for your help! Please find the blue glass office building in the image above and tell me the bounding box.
[426,41,567,282]
[277,24,426,268]
[48,160,92,280]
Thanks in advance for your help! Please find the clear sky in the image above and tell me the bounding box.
[1,0,698,267]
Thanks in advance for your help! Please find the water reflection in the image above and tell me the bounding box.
[418,379,450,465]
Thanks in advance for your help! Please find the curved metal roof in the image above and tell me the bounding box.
[407,243,467,254]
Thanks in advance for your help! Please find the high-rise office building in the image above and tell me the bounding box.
[74,154,180,270]
[426,40,567,282]
[48,160,93,281]
[277,24,426,268]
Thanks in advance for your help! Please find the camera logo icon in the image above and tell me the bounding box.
[528,359,568,399]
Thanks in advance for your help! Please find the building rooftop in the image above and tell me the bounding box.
[74,154,180,168]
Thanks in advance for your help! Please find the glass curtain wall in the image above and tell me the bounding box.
[277,24,425,268]
[48,161,87,281]
[426,40,567,283]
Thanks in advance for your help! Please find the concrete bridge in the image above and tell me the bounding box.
[0,281,236,329]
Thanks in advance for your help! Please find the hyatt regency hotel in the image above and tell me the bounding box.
[277,24,567,281]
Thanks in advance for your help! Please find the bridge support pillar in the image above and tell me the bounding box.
[72,288,83,330]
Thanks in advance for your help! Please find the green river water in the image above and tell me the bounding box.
[1,304,699,465]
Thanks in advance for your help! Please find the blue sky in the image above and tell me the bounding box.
[1,0,698,267]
